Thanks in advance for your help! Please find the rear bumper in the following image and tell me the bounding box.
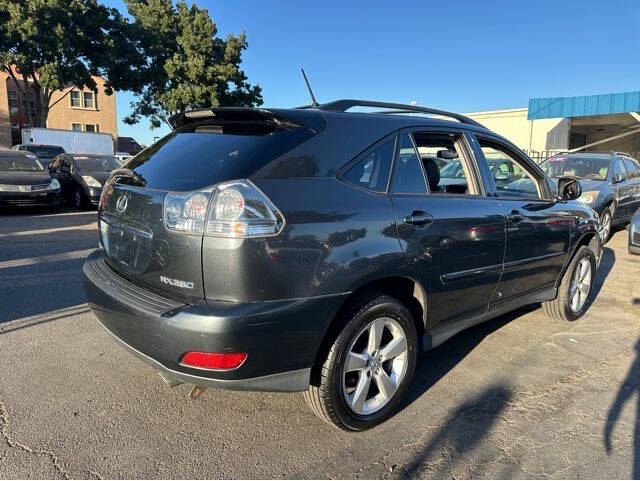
[83,250,348,392]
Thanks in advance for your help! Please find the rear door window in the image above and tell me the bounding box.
[124,121,317,191]
[623,158,639,178]
[342,137,395,193]
[391,134,427,194]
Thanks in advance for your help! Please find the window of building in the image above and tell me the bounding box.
[84,124,98,133]
[70,91,81,108]
[72,123,83,131]
[8,91,18,115]
[10,123,20,145]
[83,92,95,109]
[342,137,395,192]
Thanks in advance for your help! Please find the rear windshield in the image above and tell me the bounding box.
[541,156,610,180]
[24,145,65,158]
[0,154,44,172]
[74,156,121,171]
[123,121,316,191]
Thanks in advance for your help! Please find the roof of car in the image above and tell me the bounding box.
[171,99,493,135]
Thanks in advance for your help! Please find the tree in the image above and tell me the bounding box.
[124,0,263,129]
[0,0,143,128]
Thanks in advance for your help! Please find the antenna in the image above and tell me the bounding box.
[300,68,319,108]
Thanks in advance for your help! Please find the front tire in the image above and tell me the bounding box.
[600,205,613,243]
[543,245,596,321]
[73,186,87,210]
[304,295,418,431]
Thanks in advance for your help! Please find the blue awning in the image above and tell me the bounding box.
[528,91,640,120]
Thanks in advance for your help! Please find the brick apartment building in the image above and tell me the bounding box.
[0,70,117,148]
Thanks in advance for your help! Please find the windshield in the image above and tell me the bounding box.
[73,156,121,171]
[541,156,610,180]
[440,159,500,178]
[0,155,44,172]
[23,145,64,158]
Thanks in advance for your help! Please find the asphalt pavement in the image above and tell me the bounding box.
[0,208,639,479]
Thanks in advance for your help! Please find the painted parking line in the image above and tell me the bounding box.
[0,248,95,269]
[0,224,97,238]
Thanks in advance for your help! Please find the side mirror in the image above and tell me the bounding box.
[612,173,624,184]
[557,176,582,201]
[494,171,509,181]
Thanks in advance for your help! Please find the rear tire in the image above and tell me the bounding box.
[543,245,596,321]
[304,295,418,431]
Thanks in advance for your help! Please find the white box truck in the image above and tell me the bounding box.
[21,128,114,155]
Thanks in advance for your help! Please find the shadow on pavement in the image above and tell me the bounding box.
[604,338,640,479]
[398,385,513,478]
[592,246,615,301]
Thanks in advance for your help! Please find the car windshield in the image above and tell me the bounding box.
[440,159,499,178]
[541,156,610,180]
[23,145,64,158]
[0,154,44,172]
[73,156,121,171]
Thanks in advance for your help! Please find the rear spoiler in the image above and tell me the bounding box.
[168,107,325,133]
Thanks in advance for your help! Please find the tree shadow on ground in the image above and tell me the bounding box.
[398,384,513,478]
[604,338,640,479]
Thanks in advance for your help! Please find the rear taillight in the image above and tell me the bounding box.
[180,351,247,370]
[206,180,284,238]
[163,179,284,238]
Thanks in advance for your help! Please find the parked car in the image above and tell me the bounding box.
[0,150,61,210]
[540,152,640,242]
[12,143,65,168]
[629,208,640,255]
[48,153,121,209]
[83,100,602,431]
[114,151,132,163]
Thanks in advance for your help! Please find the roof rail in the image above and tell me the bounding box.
[300,99,485,128]
[613,151,631,157]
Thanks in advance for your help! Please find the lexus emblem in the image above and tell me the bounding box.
[115,194,128,214]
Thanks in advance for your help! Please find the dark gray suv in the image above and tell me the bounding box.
[83,100,602,431]
[541,152,640,242]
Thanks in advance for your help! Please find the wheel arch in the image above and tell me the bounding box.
[556,231,599,287]
[310,275,428,380]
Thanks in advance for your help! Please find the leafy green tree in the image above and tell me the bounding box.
[124,0,263,128]
[0,0,143,128]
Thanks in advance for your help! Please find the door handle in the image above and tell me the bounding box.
[507,210,524,224]
[403,211,433,226]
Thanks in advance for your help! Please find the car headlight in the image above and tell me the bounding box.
[578,190,599,204]
[82,176,102,188]
[49,179,61,190]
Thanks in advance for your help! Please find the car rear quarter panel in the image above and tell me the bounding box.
[201,178,405,302]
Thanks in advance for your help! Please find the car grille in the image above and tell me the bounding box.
[85,257,185,315]
[3,197,51,206]
[634,232,640,244]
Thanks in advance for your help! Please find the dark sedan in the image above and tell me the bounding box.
[13,144,65,168]
[48,154,121,209]
[541,152,640,241]
[0,150,62,210]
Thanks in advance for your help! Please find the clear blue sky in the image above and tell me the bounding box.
[102,0,640,147]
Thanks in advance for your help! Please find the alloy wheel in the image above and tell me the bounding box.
[569,258,591,313]
[342,317,408,415]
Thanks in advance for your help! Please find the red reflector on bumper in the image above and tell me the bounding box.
[180,351,247,370]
